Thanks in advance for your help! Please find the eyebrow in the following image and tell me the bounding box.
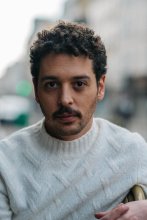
[40,76,58,82]
[40,75,91,82]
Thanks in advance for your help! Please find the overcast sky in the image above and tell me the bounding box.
[0,0,66,78]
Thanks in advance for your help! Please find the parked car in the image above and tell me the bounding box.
[0,95,31,126]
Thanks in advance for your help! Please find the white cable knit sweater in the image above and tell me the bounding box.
[0,118,147,220]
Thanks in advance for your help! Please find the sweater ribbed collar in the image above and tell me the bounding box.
[38,118,99,158]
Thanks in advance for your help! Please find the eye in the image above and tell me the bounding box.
[74,81,87,89]
[44,81,58,89]
[76,81,84,86]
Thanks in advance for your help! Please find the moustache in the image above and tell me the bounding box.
[53,106,82,118]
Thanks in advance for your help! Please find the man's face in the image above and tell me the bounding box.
[33,54,105,141]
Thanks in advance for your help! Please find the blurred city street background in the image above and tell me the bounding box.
[0,0,147,140]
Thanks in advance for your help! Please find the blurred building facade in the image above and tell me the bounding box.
[0,18,53,96]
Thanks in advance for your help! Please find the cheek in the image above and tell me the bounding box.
[38,94,57,110]
[79,94,97,111]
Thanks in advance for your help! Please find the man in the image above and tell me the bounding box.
[0,21,147,220]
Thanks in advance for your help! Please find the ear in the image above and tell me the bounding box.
[32,78,39,103]
[97,75,106,101]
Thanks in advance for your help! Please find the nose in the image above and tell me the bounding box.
[58,85,73,106]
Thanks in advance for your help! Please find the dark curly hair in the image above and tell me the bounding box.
[30,20,107,81]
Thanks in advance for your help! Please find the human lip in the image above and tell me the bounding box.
[55,113,77,122]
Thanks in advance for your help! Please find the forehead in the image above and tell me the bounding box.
[39,53,95,79]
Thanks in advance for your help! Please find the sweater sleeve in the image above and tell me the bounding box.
[135,134,147,197]
[0,175,12,220]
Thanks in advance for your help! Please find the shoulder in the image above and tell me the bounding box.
[94,117,147,154]
[0,120,43,164]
